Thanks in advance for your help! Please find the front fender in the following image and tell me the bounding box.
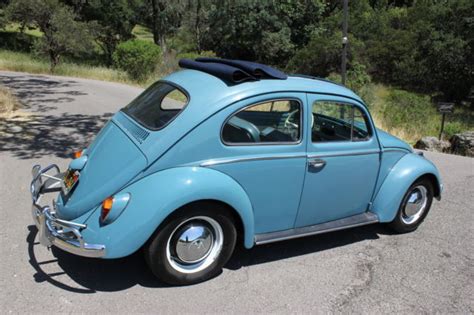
[372,153,442,222]
[81,167,255,258]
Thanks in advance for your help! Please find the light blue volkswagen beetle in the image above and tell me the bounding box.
[30,58,442,285]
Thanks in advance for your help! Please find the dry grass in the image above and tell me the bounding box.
[0,50,144,86]
[0,86,21,116]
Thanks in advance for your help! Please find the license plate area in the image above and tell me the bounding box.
[62,169,79,195]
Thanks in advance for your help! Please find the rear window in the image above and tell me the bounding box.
[122,81,188,130]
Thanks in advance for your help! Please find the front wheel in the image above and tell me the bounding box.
[144,203,237,285]
[388,178,434,233]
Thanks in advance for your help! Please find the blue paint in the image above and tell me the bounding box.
[371,153,442,222]
[81,167,254,258]
[48,69,441,259]
[69,155,88,171]
[295,93,380,226]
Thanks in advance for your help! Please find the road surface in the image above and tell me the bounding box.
[1,71,473,314]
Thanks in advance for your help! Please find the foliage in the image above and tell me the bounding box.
[286,30,341,77]
[138,0,184,53]
[201,0,324,65]
[5,0,94,72]
[113,39,161,81]
[1,0,472,141]
[75,0,141,65]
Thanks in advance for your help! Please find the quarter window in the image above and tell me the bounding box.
[222,100,301,144]
[312,101,370,142]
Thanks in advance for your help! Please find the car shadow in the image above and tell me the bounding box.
[26,223,387,293]
[0,112,113,159]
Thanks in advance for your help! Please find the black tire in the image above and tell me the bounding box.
[144,202,237,285]
[388,178,434,233]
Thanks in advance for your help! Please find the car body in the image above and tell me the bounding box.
[30,58,442,284]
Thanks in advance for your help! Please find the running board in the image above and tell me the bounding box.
[254,212,379,245]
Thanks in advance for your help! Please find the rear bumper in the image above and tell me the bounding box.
[30,164,105,258]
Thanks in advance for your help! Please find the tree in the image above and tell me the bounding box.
[6,0,94,72]
[139,0,184,54]
[77,0,141,65]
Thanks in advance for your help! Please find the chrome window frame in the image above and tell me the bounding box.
[311,99,373,143]
[220,97,304,146]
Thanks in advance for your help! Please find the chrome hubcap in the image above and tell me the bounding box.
[166,216,223,274]
[402,185,428,224]
[175,225,213,263]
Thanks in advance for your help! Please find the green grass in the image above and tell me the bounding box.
[3,23,43,37]
[132,25,154,42]
[368,85,473,144]
[0,49,138,84]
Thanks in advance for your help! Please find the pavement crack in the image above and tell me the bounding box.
[331,245,381,312]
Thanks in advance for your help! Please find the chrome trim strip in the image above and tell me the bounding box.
[254,212,379,245]
[307,149,380,159]
[382,148,411,154]
[201,153,307,167]
[201,149,380,167]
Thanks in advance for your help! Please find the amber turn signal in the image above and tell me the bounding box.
[74,150,83,159]
[101,197,114,221]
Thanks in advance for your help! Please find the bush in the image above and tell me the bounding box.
[113,40,161,81]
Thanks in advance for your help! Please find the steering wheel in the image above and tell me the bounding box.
[284,110,300,129]
[284,110,315,129]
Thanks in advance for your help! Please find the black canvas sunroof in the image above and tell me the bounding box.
[178,58,287,85]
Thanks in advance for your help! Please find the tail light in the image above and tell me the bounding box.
[73,150,83,159]
[101,197,114,221]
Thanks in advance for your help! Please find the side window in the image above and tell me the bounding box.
[312,101,370,142]
[222,99,302,144]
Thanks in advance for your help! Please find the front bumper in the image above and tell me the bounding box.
[30,164,105,258]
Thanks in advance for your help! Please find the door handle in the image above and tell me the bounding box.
[308,158,326,169]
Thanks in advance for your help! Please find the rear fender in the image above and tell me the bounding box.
[81,167,255,258]
[372,153,442,222]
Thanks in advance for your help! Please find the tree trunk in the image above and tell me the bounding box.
[150,0,167,54]
[49,50,60,73]
[195,0,202,53]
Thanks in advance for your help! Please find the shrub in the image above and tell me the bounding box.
[113,40,161,81]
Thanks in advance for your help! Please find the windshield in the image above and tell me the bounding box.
[122,81,188,130]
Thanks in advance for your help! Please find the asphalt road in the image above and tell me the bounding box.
[1,71,473,314]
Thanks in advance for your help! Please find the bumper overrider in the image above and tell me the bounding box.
[30,164,105,258]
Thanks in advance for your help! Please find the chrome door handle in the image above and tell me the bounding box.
[308,158,326,169]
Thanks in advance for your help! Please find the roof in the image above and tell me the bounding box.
[164,68,364,110]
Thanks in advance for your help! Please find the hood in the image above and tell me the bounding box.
[57,121,147,220]
[376,128,412,152]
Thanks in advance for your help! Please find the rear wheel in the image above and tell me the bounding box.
[388,178,434,233]
[145,203,237,285]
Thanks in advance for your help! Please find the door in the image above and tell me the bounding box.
[211,93,308,234]
[294,94,381,227]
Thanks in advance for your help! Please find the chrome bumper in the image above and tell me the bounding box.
[30,164,105,258]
